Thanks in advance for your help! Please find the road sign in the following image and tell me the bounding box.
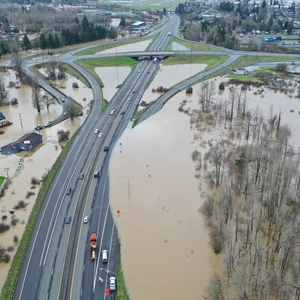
[105,289,109,295]
[117,209,121,215]
[119,142,122,146]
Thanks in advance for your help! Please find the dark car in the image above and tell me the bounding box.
[35,125,43,131]
[65,216,71,224]
[66,187,72,195]
[104,146,109,152]
[79,173,84,179]
[120,111,125,115]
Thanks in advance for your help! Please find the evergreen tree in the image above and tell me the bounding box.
[81,15,89,31]
[47,33,55,49]
[287,21,294,35]
[74,17,79,24]
[22,34,31,50]
[39,33,47,49]
[119,17,126,27]
[54,34,60,48]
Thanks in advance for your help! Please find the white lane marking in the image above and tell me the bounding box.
[18,105,100,300]
[93,174,111,291]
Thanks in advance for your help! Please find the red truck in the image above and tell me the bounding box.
[90,233,97,260]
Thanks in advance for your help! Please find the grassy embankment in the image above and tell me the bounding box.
[185,55,300,86]
[75,35,154,56]
[0,128,80,300]
[75,57,138,88]
[116,251,129,300]
[166,37,224,52]
[0,176,5,187]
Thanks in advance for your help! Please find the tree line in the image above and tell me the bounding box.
[0,15,117,55]
[188,82,300,299]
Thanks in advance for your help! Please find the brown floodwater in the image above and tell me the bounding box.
[109,91,216,300]
[140,63,207,106]
[98,40,152,54]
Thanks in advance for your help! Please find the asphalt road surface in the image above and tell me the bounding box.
[7,12,299,300]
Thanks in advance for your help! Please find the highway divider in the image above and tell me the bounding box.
[0,128,80,300]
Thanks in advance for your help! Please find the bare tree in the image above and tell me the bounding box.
[31,81,43,113]
[42,94,56,111]
[0,76,8,106]
[198,81,216,111]
[65,102,81,120]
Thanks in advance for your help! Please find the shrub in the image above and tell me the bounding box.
[3,254,10,263]
[1,215,7,221]
[0,130,4,135]
[26,191,35,199]
[31,177,40,185]
[11,216,19,226]
[241,84,247,91]
[0,223,10,233]
[6,246,14,252]
[13,200,28,209]
[57,130,70,143]
[9,210,14,215]
[186,87,193,94]
[276,63,288,73]
[219,82,225,90]
[157,86,164,92]
[152,88,156,92]
[13,235,19,244]
[11,98,18,105]
[72,82,79,88]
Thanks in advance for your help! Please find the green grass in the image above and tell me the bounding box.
[102,98,109,111]
[62,63,91,88]
[0,176,5,187]
[0,128,80,300]
[116,252,129,300]
[75,57,137,88]
[228,66,276,82]
[166,37,223,52]
[114,0,182,10]
[75,36,153,56]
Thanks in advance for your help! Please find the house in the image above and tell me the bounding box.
[0,112,6,126]
[11,132,43,152]
[232,68,248,75]
[131,22,146,30]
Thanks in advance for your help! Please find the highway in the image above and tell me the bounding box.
[6,11,299,300]
[12,14,177,300]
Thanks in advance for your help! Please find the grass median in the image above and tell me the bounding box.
[75,57,137,89]
[0,128,80,300]
[116,250,129,300]
[76,36,153,56]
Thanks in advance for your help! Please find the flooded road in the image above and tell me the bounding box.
[109,91,215,299]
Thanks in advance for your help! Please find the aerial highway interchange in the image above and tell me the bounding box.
[0,12,296,300]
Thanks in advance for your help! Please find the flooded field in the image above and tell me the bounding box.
[140,63,207,106]
[0,69,91,290]
[98,40,152,54]
[110,91,216,300]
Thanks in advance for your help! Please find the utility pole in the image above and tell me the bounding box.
[19,113,23,129]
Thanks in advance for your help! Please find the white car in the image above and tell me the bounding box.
[94,129,98,134]
[138,69,141,73]
[128,97,131,101]
[84,216,88,224]
[109,277,116,291]
[98,133,102,138]
[44,121,52,127]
